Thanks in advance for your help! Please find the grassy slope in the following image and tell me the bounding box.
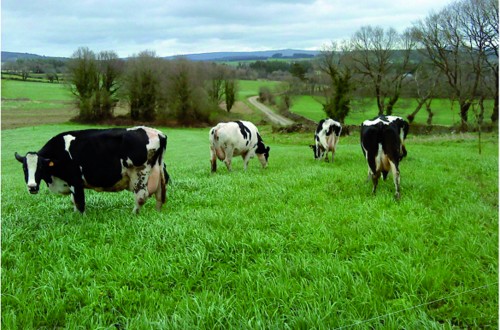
[2,124,498,328]
[290,95,495,126]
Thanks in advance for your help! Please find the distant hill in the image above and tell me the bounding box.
[165,49,319,61]
[1,49,319,63]
[1,51,68,62]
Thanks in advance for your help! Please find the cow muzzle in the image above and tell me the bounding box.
[27,184,39,194]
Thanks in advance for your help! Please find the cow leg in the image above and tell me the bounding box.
[129,167,151,214]
[242,151,250,170]
[371,172,381,195]
[390,161,401,200]
[155,170,167,211]
[70,185,85,214]
[147,164,166,212]
[223,147,234,171]
[366,150,379,194]
[210,146,217,173]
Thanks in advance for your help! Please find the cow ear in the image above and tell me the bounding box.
[266,146,270,153]
[15,152,25,163]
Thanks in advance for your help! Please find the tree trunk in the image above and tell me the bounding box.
[491,95,498,123]
[385,95,399,116]
[407,100,425,123]
[425,100,434,125]
[459,101,471,130]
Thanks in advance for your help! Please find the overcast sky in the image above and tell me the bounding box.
[2,0,453,58]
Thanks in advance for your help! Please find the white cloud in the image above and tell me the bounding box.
[1,0,454,58]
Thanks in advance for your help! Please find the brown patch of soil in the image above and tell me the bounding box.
[1,107,78,130]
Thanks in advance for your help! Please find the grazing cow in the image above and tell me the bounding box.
[309,118,342,162]
[360,115,409,199]
[210,120,270,172]
[15,126,169,214]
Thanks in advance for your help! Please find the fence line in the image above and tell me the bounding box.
[335,282,499,329]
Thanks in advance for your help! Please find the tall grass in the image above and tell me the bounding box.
[2,124,498,328]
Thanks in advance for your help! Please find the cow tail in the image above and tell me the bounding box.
[156,134,169,204]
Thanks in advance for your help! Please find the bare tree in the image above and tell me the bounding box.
[68,47,123,121]
[406,63,440,124]
[413,0,498,128]
[98,51,123,118]
[163,59,213,124]
[68,47,100,120]
[206,64,226,105]
[350,26,415,115]
[461,0,498,123]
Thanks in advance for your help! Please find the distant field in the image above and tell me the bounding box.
[290,95,495,126]
[237,79,282,100]
[1,79,73,101]
[1,79,77,129]
[2,123,498,328]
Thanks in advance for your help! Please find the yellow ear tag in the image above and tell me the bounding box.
[49,161,55,167]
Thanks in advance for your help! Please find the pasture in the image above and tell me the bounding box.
[289,95,495,127]
[1,80,77,129]
[2,121,498,328]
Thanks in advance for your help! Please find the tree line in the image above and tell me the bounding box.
[311,0,498,128]
[67,49,238,124]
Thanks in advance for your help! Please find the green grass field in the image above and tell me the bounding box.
[290,95,495,126]
[2,122,498,328]
[1,79,73,102]
[237,80,282,101]
[1,79,77,129]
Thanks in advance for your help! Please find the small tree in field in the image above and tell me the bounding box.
[224,79,237,112]
[316,42,353,123]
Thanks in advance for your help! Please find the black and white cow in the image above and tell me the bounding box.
[15,126,169,214]
[360,115,409,199]
[309,118,342,162]
[209,120,270,172]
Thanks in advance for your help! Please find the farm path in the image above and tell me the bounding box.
[248,96,294,126]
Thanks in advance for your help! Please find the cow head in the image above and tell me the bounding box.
[256,144,270,168]
[256,133,270,168]
[309,144,324,160]
[15,152,54,194]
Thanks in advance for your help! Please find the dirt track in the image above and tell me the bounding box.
[248,96,294,126]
